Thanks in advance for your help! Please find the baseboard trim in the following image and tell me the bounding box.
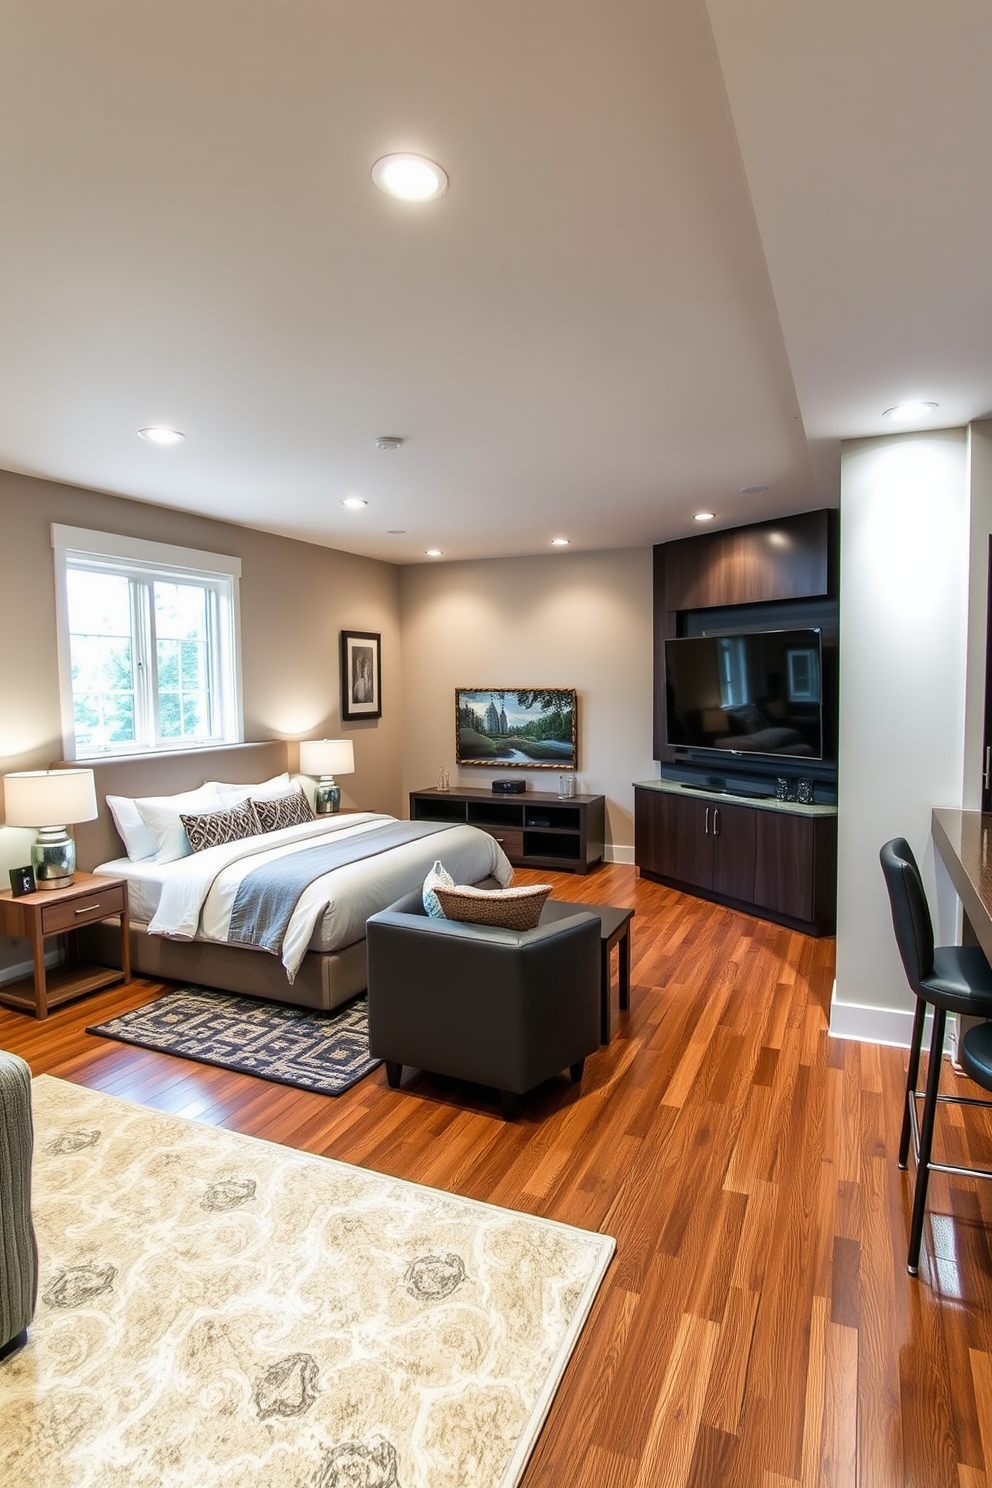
[828,982,952,1053]
[604,844,635,866]
[0,948,61,988]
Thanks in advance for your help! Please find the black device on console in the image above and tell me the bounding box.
[491,779,527,794]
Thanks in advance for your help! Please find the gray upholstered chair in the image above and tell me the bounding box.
[0,1050,37,1359]
[366,889,601,1119]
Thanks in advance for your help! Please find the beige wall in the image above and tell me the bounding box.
[398,549,655,860]
[0,467,404,872]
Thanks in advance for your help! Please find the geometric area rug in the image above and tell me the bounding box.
[87,987,380,1096]
[0,1077,615,1488]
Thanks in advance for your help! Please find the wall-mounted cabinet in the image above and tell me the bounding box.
[660,508,834,612]
[653,508,839,767]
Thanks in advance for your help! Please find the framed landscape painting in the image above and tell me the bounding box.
[455,688,576,769]
[341,631,382,720]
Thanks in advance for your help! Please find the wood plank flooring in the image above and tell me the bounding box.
[4,863,992,1486]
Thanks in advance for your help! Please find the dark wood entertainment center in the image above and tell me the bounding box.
[410,787,605,874]
[636,508,839,936]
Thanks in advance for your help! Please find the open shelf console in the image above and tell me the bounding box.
[410,787,605,875]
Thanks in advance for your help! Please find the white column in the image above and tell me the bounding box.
[831,428,969,1044]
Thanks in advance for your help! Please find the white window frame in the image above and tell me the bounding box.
[52,524,243,760]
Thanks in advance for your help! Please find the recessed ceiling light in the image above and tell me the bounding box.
[882,401,938,422]
[371,154,448,202]
[694,511,715,522]
[138,426,184,445]
[341,496,368,510]
[550,537,570,547]
[375,436,404,451]
[740,485,768,495]
[425,548,443,557]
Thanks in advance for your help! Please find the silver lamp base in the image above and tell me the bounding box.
[314,776,341,815]
[31,826,76,890]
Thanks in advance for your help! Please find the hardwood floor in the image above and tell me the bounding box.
[4,863,992,1487]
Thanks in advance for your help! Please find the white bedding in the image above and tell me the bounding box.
[94,812,512,981]
[90,854,189,925]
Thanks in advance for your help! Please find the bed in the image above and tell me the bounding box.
[67,742,511,1011]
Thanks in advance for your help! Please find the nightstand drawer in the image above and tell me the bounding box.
[41,884,125,934]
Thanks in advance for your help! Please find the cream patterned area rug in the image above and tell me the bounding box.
[1,1077,614,1488]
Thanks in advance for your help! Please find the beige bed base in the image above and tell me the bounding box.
[82,917,367,1012]
[62,741,366,1011]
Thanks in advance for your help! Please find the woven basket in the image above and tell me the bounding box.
[433,884,552,931]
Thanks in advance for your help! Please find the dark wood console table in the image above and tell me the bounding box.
[410,787,605,874]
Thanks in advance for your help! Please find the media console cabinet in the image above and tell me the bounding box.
[634,780,837,936]
[410,787,606,874]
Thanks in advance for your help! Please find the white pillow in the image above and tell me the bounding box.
[208,773,293,807]
[106,795,159,861]
[134,783,224,863]
[423,860,455,919]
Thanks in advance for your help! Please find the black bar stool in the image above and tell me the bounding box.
[879,837,992,1275]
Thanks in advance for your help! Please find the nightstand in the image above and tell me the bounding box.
[0,872,131,1019]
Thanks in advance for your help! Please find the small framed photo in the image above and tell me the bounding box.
[341,630,382,721]
[9,865,35,897]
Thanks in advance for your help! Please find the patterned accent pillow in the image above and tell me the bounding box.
[180,800,262,854]
[433,883,553,931]
[252,790,315,833]
[423,859,455,918]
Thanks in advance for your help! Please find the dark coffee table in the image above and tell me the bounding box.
[539,900,634,1043]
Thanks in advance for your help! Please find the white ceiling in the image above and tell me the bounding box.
[1,1,990,564]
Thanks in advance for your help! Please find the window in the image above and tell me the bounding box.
[716,636,748,708]
[52,526,242,759]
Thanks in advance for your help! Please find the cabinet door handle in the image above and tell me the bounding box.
[704,806,710,835]
[985,745,990,790]
[713,807,721,836]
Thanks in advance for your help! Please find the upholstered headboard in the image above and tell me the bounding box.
[55,740,294,869]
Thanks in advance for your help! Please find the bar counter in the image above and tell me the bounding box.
[931,808,992,959]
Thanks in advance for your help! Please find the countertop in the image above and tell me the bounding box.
[634,778,838,818]
[931,807,992,963]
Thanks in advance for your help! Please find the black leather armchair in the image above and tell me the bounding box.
[366,889,601,1118]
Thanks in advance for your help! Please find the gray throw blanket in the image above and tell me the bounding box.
[228,821,451,954]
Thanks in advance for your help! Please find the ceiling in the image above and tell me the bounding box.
[1,1,990,564]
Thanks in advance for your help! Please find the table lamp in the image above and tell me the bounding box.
[299,739,355,815]
[3,768,98,889]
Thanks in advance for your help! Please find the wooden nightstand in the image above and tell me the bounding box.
[0,872,131,1019]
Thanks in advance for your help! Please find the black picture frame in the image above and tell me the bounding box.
[455,688,578,769]
[9,865,35,897]
[341,630,382,721]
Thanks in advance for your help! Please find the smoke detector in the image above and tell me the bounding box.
[375,436,403,451]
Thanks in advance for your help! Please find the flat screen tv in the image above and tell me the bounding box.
[664,629,823,760]
[455,688,577,769]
